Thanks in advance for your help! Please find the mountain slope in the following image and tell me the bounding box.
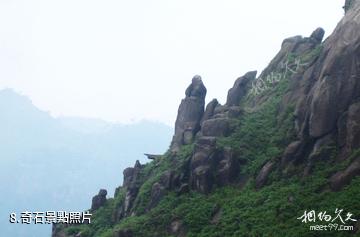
[53,2,360,237]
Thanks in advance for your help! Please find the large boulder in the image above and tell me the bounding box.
[148,182,166,209]
[226,71,257,106]
[171,75,207,151]
[91,189,107,211]
[215,148,240,186]
[191,165,213,194]
[200,99,219,125]
[280,141,303,168]
[310,27,325,43]
[123,160,142,189]
[189,137,217,193]
[307,134,335,161]
[115,160,144,219]
[201,118,233,137]
[189,137,240,193]
[255,161,275,189]
[330,157,360,191]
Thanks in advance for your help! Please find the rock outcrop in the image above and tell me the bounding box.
[200,99,219,125]
[330,157,360,191]
[344,0,355,12]
[255,161,275,189]
[226,71,257,106]
[277,1,360,190]
[114,160,143,220]
[189,137,240,193]
[91,189,107,211]
[171,75,207,151]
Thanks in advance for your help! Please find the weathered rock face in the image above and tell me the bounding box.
[189,137,240,193]
[277,1,360,189]
[201,118,232,137]
[240,17,355,185]
[298,8,360,141]
[255,161,275,189]
[171,75,207,151]
[123,187,138,215]
[201,99,219,125]
[344,102,360,155]
[123,160,142,188]
[91,189,107,211]
[330,157,360,191]
[214,148,240,186]
[344,0,356,12]
[310,27,325,43]
[172,71,248,146]
[280,141,303,168]
[148,182,166,209]
[226,71,257,106]
[189,136,217,193]
[114,160,143,220]
[307,135,334,160]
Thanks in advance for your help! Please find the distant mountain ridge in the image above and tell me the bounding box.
[0,89,172,237]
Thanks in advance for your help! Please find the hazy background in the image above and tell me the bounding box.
[0,1,345,237]
[0,88,172,236]
[0,0,344,125]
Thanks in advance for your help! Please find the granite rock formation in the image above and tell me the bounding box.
[52,2,360,236]
[171,75,207,151]
[91,189,107,211]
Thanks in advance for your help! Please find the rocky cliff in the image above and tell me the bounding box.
[53,2,360,237]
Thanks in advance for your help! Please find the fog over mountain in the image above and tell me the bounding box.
[0,89,173,237]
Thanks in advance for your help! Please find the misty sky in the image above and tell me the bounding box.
[0,0,344,125]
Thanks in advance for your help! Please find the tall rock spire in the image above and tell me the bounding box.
[170,75,207,152]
